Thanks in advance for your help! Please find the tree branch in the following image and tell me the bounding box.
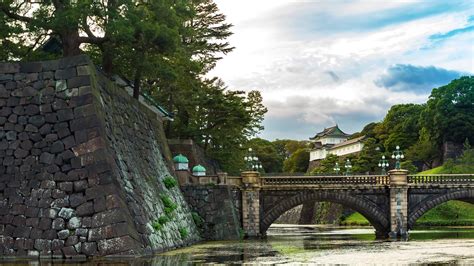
[0,5,34,23]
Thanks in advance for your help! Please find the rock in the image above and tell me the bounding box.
[58,208,75,219]
[81,242,97,255]
[34,239,51,251]
[39,152,55,164]
[28,115,45,127]
[52,218,65,230]
[65,236,78,247]
[76,202,94,217]
[67,217,81,229]
[55,68,76,80]
[58,229,70,240]
[50,141,65,154]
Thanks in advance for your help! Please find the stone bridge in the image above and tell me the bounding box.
[234,170,474,239]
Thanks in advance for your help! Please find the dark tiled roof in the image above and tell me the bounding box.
[310,125,349,140]
[331,135,366,149]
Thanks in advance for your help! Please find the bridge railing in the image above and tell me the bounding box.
[260,175,389,187]
[408,174,474,185]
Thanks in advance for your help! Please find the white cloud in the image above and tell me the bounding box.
[211,0,474,140]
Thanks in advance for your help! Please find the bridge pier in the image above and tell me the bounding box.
[388,169,409,240]
[241,171,262,237]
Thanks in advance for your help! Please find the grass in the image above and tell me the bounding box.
[340,200,474,226]
[340,212,370,226]
[417,166,444,174]
[415,200,474,227]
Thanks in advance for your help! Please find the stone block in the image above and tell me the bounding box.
[58,208,75,219]
[68,76,91,88]
[28,115,46,127]
[70,115,100,132]
[51,239,65,251]
[20,62,42,73]
[74,180,88,192]
[34,239,51,251]
[52,218,65,230]
[43,229,57,240]
[50,140,65,154]
[55,68,76,80]
[57,109,74,122]
[92,209,126,228]
[58,229,70,240]
[65,236,79,247]
[0,63,20,73]
[98,235,138,255]
[76,201,94,217]
[67,217,81,229]
[81,242,97,256]
[39,152,55,165]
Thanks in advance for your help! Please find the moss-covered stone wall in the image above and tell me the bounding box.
[0,55,199,259]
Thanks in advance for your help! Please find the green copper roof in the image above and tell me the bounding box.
[192,165,206,172]
[173,154,189,163]
[310,125,349,140]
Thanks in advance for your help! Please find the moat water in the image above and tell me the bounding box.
[4,225,474,265]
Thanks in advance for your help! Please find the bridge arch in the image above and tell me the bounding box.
[260,190,390,237]
[408,189,474,229]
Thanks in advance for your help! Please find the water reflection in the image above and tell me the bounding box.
[2,226,474,265]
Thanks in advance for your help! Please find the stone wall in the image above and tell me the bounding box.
[181,185,242,240]
[0,55,199,259]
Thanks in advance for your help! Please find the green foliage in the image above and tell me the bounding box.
[152,221,163,231]
[152,215,171,232]
[191,212,203,227]
[421,76,474,146]
[438,148,474,174]
[161,194,178,215]
[178,227,188,239]
[283,148,309,173]
[400,160,418,174]
[163,176,178,189]
[247,138,284,173]
[239,228,245,240]
[310,154,339,175]
[341,200,474,226]
[352,138,383,174]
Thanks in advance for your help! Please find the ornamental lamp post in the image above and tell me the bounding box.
[345,159,352,176]
[333,162,340,175]
[378,155,389,175]
[391,145,405,170]
[244,148,262,171]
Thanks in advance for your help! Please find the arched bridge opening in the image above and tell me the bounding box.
[260,190,390,238]
[408,189,474,229]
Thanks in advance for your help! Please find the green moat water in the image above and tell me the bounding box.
[146,225,474,265]
[4,225,474,265]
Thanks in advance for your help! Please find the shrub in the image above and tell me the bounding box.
[163,176,178,189]
[191,212,203,227]
[161,194,178,215]
[179,227,188,239]
[152,221,163,231]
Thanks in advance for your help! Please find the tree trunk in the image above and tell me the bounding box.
[60,31,82,57]
[101,45,114,75]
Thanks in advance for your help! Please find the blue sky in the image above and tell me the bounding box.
[212,0,474,140]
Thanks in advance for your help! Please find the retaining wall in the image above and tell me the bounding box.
[0,55,199,259]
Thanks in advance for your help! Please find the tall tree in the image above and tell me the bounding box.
[421,76,474,146]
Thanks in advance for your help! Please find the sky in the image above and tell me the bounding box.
[211,0,474,141]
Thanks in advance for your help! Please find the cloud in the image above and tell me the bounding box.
[375,64,467,93]
[211,0,474,140]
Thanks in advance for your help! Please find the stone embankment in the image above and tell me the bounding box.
[0,56,199,259]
